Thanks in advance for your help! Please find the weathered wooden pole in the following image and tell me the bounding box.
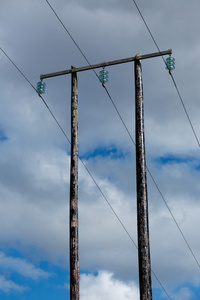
[135,56,153,300]
[70,66,79,300]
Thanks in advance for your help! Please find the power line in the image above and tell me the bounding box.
[131,0,200,148]
[0,48,36,92]
[170,72,200,147]
[44,0,200,271]
[1,47,172,300]
[147,167,200,269]
[45,0,91,68]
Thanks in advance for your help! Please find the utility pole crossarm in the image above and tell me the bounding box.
[40,49,172,80]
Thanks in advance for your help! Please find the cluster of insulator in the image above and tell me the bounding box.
[165,56,175,71]
[36,81,46,95]
[99,69,108,85]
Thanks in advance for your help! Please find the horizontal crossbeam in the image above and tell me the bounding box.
[40,49,172,80]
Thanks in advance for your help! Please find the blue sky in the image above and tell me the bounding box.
[1,0,200,299]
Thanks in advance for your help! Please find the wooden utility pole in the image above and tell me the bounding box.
[39,49,172,300]
[70,67,79,300]
[135,56,152,300]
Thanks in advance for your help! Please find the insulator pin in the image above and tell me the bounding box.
[36,81,46,95]
[165,56,175,71]
[99,69,109,85]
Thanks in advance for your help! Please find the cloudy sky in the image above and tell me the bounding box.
[1,0,200,299]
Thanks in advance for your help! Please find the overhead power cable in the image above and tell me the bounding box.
[131,0,200,148]
[1,48,36,91]
[1,47,172,300]
[44,1,200,271]
[44,0,133,126]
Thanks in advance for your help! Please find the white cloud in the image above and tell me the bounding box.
[80,271,139,300]
[0,275,27,293]
[172,287,194,300]
[0,252,52,281]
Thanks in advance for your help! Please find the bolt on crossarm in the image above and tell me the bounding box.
[70,67,79,300]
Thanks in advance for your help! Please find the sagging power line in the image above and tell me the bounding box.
[131,0,200,148]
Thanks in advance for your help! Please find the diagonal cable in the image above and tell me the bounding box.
[131,0,200,148]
